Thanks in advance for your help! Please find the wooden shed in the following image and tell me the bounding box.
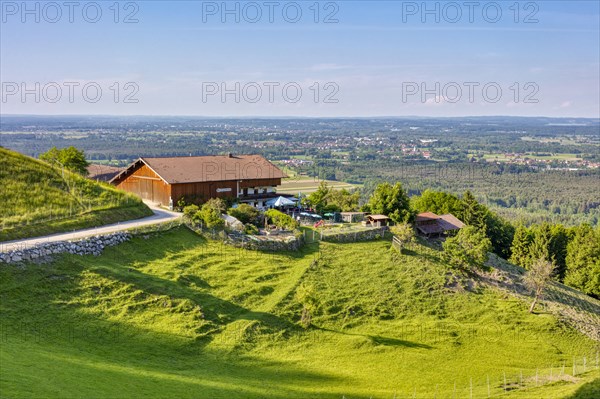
[110,154,287,208]
[340,212,366,223]
[415,212,464,236]
[366,214,391,227]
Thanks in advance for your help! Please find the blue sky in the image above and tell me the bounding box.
[1,1,599,117]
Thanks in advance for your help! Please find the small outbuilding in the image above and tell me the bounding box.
[415,212,464,236]
[366,214,391,227]
[340,212,366,223]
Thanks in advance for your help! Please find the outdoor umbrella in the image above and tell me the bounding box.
[266,196,296,207]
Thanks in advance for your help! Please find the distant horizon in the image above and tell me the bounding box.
[1,113,599,121]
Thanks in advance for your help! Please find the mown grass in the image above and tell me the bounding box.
[278,177,359,195]
[0,227,598,398]
[0,147,152,241]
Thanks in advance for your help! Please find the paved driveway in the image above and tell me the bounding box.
[0,206,182,253]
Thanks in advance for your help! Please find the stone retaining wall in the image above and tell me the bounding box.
[320,227,389,243]
[227,235,304,251]
[0,232,131,264]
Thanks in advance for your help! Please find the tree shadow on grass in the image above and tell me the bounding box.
[2,314,343,399]
[0,245,345,398]
[87,253,301,341]
[315,326,433,349]
[566,376,600,399]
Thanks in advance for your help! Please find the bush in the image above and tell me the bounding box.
[244,224,259,235]
[228,204,260,225]
[198,200,225,229]
[183,204,199,220]
[204,198,227,214]
[265,209,298,230]
[391,223,415,252]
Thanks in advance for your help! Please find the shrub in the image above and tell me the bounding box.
[390,223,415,252]
[204,198,227,214]
[198,200,225,229]
[265,209,298,230]
[244,224,259,235]
[228,204,260,225]
[183,204,199,220]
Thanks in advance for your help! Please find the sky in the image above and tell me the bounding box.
[1,0,599,117]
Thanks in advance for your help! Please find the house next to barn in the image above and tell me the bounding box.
[110,154,287,209]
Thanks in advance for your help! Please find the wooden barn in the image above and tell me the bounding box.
[110,154,287,209]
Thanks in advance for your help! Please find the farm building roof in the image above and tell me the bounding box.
[438,214,465,231]
[415,212,464,235]
[368,214,391,220]
[415,212,439,223]
[110,154,287,185]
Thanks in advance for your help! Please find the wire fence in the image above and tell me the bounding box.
[340,352,600,398]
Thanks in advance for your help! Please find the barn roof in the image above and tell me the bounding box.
[438,214,465,231]
[415,212,464,235]
[415,212,440,223]
[110,155,287,185]
[368,214,390,220]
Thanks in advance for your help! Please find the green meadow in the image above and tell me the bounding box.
[0,148,152,241]
[1,227,598,398]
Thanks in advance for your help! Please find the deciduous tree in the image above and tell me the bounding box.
[523,258,555,313]
[366,182,412,223]
[40,146,89,176]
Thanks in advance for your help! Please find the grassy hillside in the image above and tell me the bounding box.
[0,227,598,398]
[0,147,152,241]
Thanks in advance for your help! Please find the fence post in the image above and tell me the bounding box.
[470,377,473,399]
[520,370,523,386]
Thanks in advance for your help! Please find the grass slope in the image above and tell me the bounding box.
[0,227,598,398]
[0,147,152,241]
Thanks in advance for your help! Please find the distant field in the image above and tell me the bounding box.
[1,227,598,398]
[477,153,582,162]
[278,177,359,195]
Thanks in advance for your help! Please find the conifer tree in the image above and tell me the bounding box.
[460,191,486,232]
[510,225,532,268]
[528,223,553,267]
[565,225,600,297]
